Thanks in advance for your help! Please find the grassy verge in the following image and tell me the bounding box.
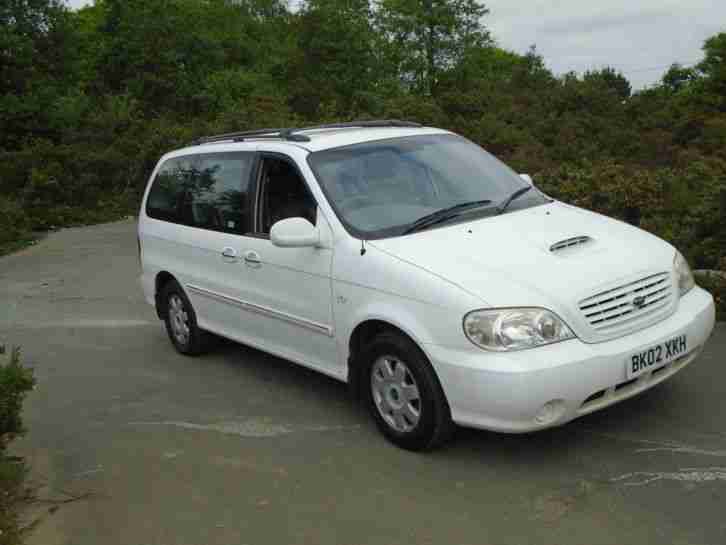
[0,346,36,545]
[0,457,27,545]
[0,197,34,258]
[0,192,136,258]
[0,237,37,258]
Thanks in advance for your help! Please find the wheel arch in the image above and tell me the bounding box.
[154,271,178,319]
[346,315,437,401]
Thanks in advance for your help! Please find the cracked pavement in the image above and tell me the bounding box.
[1,219,725,545]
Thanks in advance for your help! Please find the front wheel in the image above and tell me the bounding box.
[361,332,454,451]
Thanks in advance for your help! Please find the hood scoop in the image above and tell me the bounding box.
[549,236,593,253]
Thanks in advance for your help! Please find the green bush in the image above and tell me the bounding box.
[0,455,25,545]
[697,274,726,321]
[0,346,34,545]
[535,160,726,270]
[0,346,35,451]
[0,198,33,255]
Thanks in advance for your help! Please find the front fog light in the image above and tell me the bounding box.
[674,251,695,296]
[463,307,575,352]
[535,399,566,425]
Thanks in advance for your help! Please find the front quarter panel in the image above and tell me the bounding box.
[332,238,484,364]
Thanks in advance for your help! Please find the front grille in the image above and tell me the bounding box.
[578,272,673,332]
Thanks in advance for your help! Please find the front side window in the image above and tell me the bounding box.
[146,152,253,234]
[256,156,317,234]
[308,134,548,239]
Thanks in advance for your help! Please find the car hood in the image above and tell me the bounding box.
[370,202,677,342]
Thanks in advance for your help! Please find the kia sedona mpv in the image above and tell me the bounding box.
[138,120,716,451]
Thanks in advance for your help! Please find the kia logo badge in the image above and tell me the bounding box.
[632,295,646,308]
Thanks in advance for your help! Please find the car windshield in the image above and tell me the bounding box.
[307,134,548,239]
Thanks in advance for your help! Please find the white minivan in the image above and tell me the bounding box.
[138,120,716,450]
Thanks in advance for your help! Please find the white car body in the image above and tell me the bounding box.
[138,125,716,435]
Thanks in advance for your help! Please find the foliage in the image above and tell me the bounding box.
[0,346,35,450]
[582,67,632,99]
[535,160,726,269]
[0,197,33,255]
[290,0,378,117]
[0,345,34,545]
[0,454,26,545]
[375,0,492,94]
[1,1,77,148]
[697,274,726,321]
[0,0,724,274]
[698,32,726,110]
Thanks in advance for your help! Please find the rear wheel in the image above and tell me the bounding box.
[160,281,212,356]
[361,331,454,451]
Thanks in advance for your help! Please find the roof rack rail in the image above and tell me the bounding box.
[283,119,422,136]
[189,119,421,146]
[191,128,289,146]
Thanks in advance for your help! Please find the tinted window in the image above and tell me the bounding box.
[258,157,317,234]
[146,153,253,234]
[146,156,194,224]
[308,134,548,239]
[187,153,253,234]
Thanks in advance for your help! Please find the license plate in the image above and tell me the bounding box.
[627,334,687,379]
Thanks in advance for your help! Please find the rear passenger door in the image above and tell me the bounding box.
[145,150,256,334]
[177,152,257,335]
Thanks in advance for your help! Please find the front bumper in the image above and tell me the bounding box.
[426,286,716,433]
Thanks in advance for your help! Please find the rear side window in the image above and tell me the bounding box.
[146,156,193,224]
[146,152,253,234]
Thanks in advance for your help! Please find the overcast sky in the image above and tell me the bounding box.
[65,0,725,89]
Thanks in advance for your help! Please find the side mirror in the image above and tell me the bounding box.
[270,217,320,248]
[519,173,533,185]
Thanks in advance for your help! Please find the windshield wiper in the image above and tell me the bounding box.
[402,199,494,234]
[498,185,533,215]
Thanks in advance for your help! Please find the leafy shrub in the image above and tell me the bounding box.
[535,160,726,270]
[0,455,25,545]
[0,346,35,451]
[0,198,32,255]
[697,273,726,321]
[0,346,34,545]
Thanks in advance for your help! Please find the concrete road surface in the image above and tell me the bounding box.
[1,219,725,545]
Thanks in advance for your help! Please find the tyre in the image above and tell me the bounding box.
[160,280,213,356]
[361,331,454,451]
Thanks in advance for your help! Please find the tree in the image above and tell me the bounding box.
[0,0,79,148]
[375,0,491,94]
[583,67,631,100]
[289,0,378,117]
[661,63,700,93]
[698,32,726,110]
[93,0,292,116]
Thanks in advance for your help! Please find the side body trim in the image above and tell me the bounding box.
[186,284,333,337]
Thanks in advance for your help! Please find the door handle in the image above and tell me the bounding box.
[243,250,261,265]
[221,247,237,260]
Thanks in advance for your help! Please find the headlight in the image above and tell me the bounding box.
[674,251,695,296]
[463,308,575,352]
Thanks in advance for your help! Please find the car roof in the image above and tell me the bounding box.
[289,126,451,152]
[171,126,452,158]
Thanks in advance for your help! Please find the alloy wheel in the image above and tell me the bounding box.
[370,355,422,433]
